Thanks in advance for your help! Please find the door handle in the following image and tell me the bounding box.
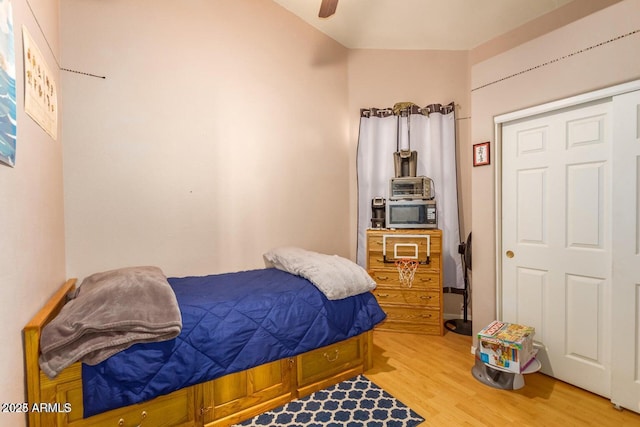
[506,250,515,258]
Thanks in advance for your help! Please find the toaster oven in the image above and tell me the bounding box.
[389,176,433,200]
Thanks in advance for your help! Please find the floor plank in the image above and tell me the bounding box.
[365,330,640,426]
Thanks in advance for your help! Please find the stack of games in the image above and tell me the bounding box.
[478,320,536,373]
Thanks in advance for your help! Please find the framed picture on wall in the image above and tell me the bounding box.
[473,142,490,166]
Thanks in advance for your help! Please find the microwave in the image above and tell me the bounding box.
[386,200,437,229]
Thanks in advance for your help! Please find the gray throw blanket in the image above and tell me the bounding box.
[39,266,182,379]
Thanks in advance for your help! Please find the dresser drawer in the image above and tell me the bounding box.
[367,231,442,254]
[382,305,440,325]
[368,270,440,289]
[367,231,440,262]
[366,253,441,274]
[372,288,440,308]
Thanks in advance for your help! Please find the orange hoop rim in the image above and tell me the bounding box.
[394,258,419,267]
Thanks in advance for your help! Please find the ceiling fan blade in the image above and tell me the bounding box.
[318,0,338,18]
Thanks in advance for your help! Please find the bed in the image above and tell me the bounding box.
[23,249,386,427]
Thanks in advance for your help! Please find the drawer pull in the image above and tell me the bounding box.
[376,293,389,298]
[118,419,124,427]
[136,410,147,427]
[419,277,433,282]
[421,314,433,318]
[323,349,340,362]
[375,275,389,280]
[420,295,432,300]
[201,406,213,415]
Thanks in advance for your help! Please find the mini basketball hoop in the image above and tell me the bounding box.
[395,258,419,287]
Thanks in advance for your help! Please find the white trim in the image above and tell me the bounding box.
[394,243,419,260]
[494,121,503,321]
[494,79,640,124]
[382,234,431,261]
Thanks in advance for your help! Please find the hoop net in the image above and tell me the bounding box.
[395,258,418,287]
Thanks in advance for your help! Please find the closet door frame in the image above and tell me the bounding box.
[493,79,640,409]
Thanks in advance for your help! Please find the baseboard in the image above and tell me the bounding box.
[443,313,473,321]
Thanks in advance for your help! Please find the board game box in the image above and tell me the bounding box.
[478,320,536,373]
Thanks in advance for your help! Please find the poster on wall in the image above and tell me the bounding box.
[0,0,16,167]
[22,25,57,141]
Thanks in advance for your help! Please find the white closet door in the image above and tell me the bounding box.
[611,90,640,413]
[501,100,612,398]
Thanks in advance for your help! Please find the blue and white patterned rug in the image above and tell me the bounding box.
[234,375,424,427]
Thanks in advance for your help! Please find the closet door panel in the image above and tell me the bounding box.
[611,90,640,414]
[501,100,613,399]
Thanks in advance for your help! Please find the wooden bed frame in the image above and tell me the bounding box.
[24,278,374,427]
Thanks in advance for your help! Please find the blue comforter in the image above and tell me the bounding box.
[82,268,386,417]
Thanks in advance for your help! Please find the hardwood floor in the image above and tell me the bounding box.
[365,330,640,426]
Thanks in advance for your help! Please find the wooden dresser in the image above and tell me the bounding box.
[366,229,443,335]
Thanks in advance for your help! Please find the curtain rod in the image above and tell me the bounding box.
[361,101,455,118]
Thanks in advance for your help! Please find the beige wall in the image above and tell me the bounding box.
[469,0,640,340]
[0,0,65,425]
[470,0,622,65]
[61,0,350,279]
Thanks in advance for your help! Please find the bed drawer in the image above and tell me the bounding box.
[202,358,295,426]
[297,335,365,394]
[57,379,195,427]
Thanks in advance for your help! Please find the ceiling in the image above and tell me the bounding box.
[271,0,574,50]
